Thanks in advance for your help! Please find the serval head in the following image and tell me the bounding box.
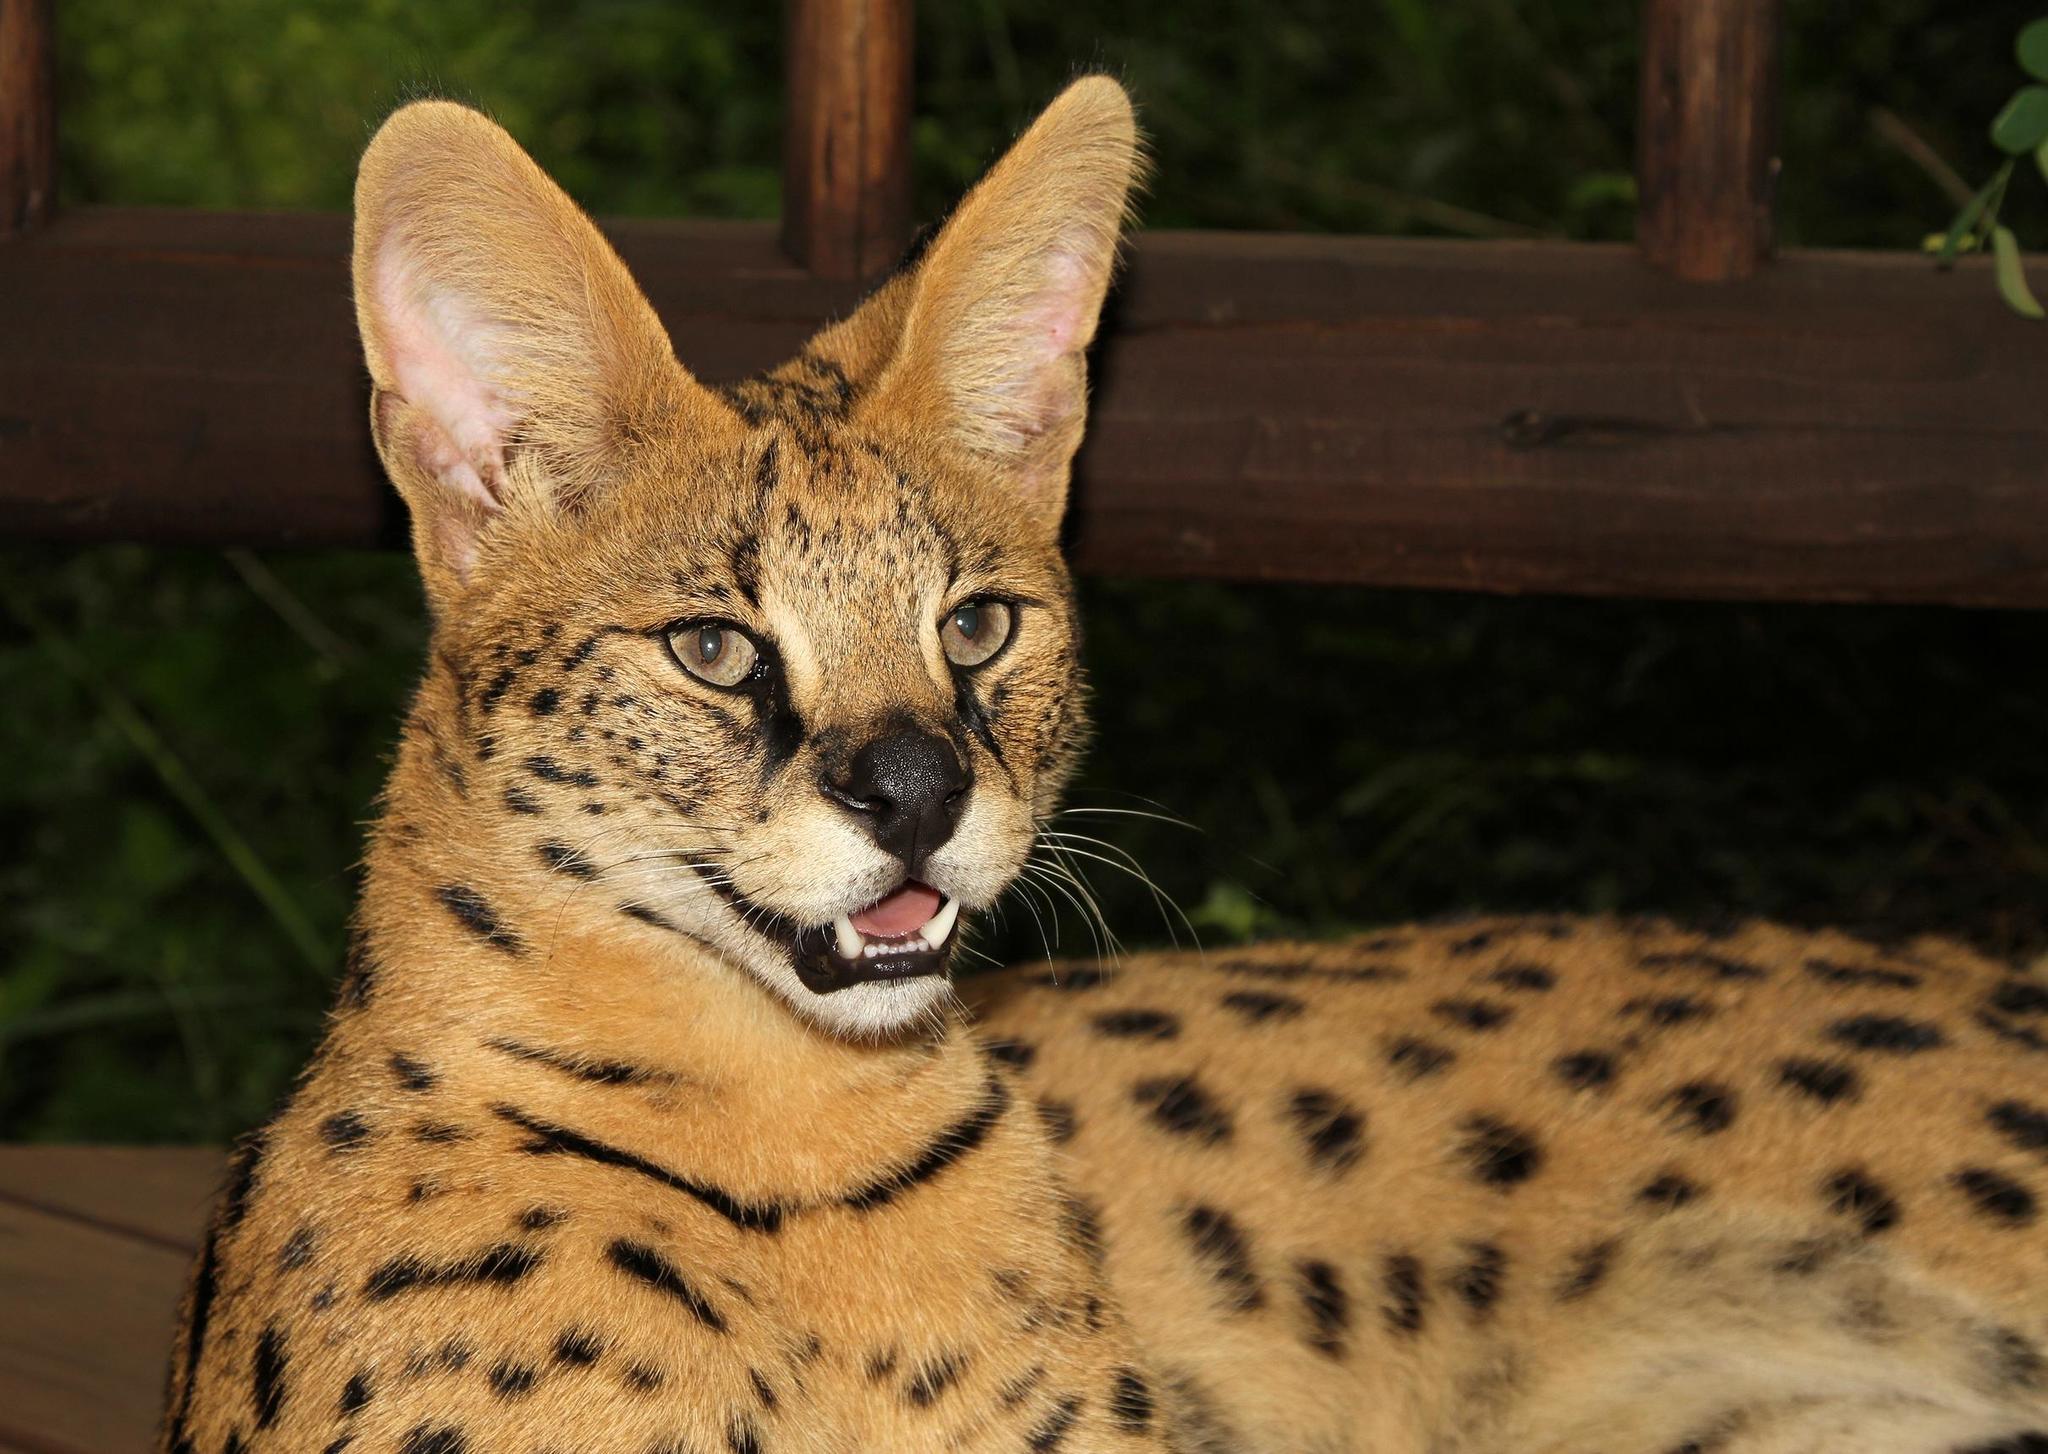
[352,79,1141,1037]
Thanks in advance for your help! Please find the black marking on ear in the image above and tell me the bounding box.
[1026,1394,1084,1452]
[496,1105,784,1230]
[842,1077,1010,1210]
[1448,1242,1506,1317]
[1133,1076,1234,1144]
[1826,1014,1945,1054]
[436,884,525,955]
[1954,1167,2039,1226]
[1382,1253,1427,1334]
[1287,1089,1366,1173]
[1182,1205,1263,1311]
[389,1053,436,1092]
[525,755,600,790]
[535,841,598,879]
[753,436,782,513]
[1297,1259,1349,1356]
[1822,1168,1901,1235]
[606,1239,728,1332]
[364,1242,543,1299]
[486,1037,666,1086]
[1777,1058,1861,1105]
[1459,1116,1543,1187]
[252,1323,289,1428]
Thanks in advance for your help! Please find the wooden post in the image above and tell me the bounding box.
[1637,0,1780,281]
[0,0,54,239]
[782,0,912,279]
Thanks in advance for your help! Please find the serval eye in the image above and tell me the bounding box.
[666,621,760,689]
[940,599,1013,668]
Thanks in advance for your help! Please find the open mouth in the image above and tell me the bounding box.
[691,865,962,995]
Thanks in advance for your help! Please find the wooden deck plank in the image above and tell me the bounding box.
[0,1145,220,1252]
[0,1195,192,1454]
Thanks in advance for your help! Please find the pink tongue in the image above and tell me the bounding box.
[850,881,943,938]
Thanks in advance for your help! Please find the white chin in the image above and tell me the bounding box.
[786,973,955,1039]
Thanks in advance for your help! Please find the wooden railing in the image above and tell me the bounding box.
[2,0,2045,607]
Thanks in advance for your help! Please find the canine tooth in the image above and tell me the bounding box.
[834,915,863,961]
[924,897,962,948]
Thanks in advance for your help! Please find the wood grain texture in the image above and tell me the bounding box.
[1638,0,1782,281]
[0,1148,217,1454]
[0,0,56,239]
[4,208,2047,607]
[781,0,913,278]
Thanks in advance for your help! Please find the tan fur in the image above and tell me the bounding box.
[162,80,2048,1454]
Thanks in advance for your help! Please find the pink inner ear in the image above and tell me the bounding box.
[374,237,517,512]
[982,248,1093,452]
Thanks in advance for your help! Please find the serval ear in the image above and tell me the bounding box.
[860,76,1142,535]
[353,101,697,611]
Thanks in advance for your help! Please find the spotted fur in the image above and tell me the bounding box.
[161,79,2048,1454]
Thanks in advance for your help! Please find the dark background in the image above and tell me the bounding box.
[3,0,2045,1143]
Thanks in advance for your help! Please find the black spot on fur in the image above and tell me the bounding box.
[1557,1240,1618,1300]
[398,1426,465,1454]
[435,884,524,955]
[906,1352,967,1407]
[1827,1014,1945,1054]
[1804,957,1920,990]
[252,1324,288,1428]
[489,1361,537,1397]
[1297,1259,1349,1356]
[1621,995,1714,1027]
[528,687,560,716]
[1287,1089,1366,1173]
[1381,1253,1427,1335]
[502,785,543,815]
[1990,1100,2048,1157]
[1386,1036,1456,1079]
[1777,1058,1861,1105]
[1658,1082,1737,1135]
[1221,989,1306,1022]
[518,1206,566,1231]
[1092,1009,1180,1040]
[338,1371,371,1416]
[1063,1196,1108,1268]
[364,1242,543,1299]
[278,1225,316,1272]
[606,1239,728,1332]
[622,1363,663,1392]
[1954,1167,2039,1226]
[1183,1205,1263,1311]
[554,1328,604,1366]
[1553,1050,1617,1091]
[1432,997,1513,1031]
[1987,1328,2048,1390]
[535,841,597,879]
[1636,950,1767,982]
[1036,1098,1078,1144]
[984,1037,1036,1070]
[411,1121,469,1145]
[319,1110,371,1152]
[1951,1435,2048,1454]
[1449,930,1496,955]
[1823,1168,1902,1235]
[1449,1242,1507,1316]
[488,1038,656,1086]
[220,1129,268,1229]
[496,1106,785,1232]
[1026,1395,1084,1452]
[389,1053,436,1092]
[1133,1076,1233,1144]
[524,755,599,790]
[749,1366,778,1411]
[1109,1367,1154,1431]
[1992,981,2048,1016]
[1487,963,1556,992]
[1459,1116,1543,1187]
[1638,1172,1703,1210]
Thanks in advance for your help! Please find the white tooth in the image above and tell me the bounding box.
[833,915,863,961]
[924,897,962,948]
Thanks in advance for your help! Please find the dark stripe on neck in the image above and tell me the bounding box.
[485,1037,668,1087]
[492,1104,785,1233]
[841,1077,1011,1212]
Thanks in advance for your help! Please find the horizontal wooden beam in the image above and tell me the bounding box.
[3,208,2046,607]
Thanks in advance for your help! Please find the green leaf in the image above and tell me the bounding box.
[1992,226,2046,320]
[1991,85,2048,154]
[2020,18,2048,82]
[1938,163,2010,265]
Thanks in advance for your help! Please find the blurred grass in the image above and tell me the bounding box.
[4,0,2046,1141]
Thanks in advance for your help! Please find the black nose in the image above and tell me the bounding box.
[823,727,970,869]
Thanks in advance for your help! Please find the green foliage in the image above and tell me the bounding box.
[1933,12,2048,314]
[7,1,2048,1142]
